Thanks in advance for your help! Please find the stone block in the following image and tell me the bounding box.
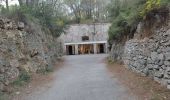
[166,67,170,72]
[164,61,170,66]
[0,83,4,90]
[154,77,161,83]
[158,60,164,66]
[165,53,170,61]
[163,29,170,36]
[164,40,170,46]
[147,64,154,70]
[155,70,164,78]
[147,57,153,64]
[158,54,165,61]
[0,67,5,73]
[167,80,170,84]
[167,85,170,89]
[138,56,144,59]
[164,71,170,79]
[165,47,170,52]
[167,71,170,75]
[18,22,24,30]
[142,68,149,76]
[161,65,166,70]
[139,59,146,65]
[153,65,159,70]
[151,52,158,62]
[10,60,19,68]
[133,57,137,60]
[0,74,4,82]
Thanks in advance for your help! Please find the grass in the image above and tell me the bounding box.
[36,66,54,75]
[0,92,8,100]
[12,69,31,87]
[0,69,31,100]
[107,57,123,65]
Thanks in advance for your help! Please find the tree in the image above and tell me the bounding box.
[18,0,40,7]
[5,0,8,11]
[64,0,110,23]
[28,0,68,37]
[64,0,82,23]
[18,0,24,6]
[108,0,146,42]
[0,0,9,11]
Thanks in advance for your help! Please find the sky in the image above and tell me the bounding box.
[1,0,19,6]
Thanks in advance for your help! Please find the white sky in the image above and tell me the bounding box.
[1,0,19,6]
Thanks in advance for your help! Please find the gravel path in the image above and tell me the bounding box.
[14,54,138,100]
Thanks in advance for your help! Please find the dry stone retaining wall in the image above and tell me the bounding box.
[0,18,63,91]
[123,28,170,88]
[110,16,170,88]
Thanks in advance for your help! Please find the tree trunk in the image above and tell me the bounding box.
[18,0,24,6]
[33,0,39,6]
[26,0,29,6]
[5,0,9,11]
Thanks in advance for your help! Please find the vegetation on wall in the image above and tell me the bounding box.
[0,0,169,41]
[12,69,31,86]
[140,0,161,17]
[108,0,170,44]
[0,0,68,37]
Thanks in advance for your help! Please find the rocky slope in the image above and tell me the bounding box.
[0,17,63,91]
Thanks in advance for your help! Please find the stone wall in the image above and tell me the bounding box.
[123,27,170,88]
[110,19,170,88]
[0,18,63,91]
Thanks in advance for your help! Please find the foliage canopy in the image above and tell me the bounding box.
[0,0,68,37]
[108,0,170,43]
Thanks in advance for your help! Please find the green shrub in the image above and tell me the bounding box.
[0,92,8,100]
[12,69,31,86]
[0,3,68,38]
[36,66,53,75]
[108,0,169,43]
[108,0,143,41]
[140,0,161,18]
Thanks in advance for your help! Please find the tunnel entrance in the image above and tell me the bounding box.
[68,46,73,55]
[65,41,107,55]
[66,45,75,55]
[78,44,94,54]
[98,44,105,53]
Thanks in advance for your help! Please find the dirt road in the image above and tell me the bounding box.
[14,54,138,100]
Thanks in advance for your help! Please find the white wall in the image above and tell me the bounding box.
[60,23,111,43]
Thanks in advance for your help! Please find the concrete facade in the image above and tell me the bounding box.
[60,23,111,55]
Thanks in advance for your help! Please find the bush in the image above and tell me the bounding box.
[108,0,143,42]
[140,0,161,18]
[0,92,8,100]
[36,66,53,75]
[0,3,68,38]
[108,0,169,43]
[12,69,31,86]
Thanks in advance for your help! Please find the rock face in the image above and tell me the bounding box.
[0,18,63,91]
[110,21,170,89]
[109,42,124,62]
